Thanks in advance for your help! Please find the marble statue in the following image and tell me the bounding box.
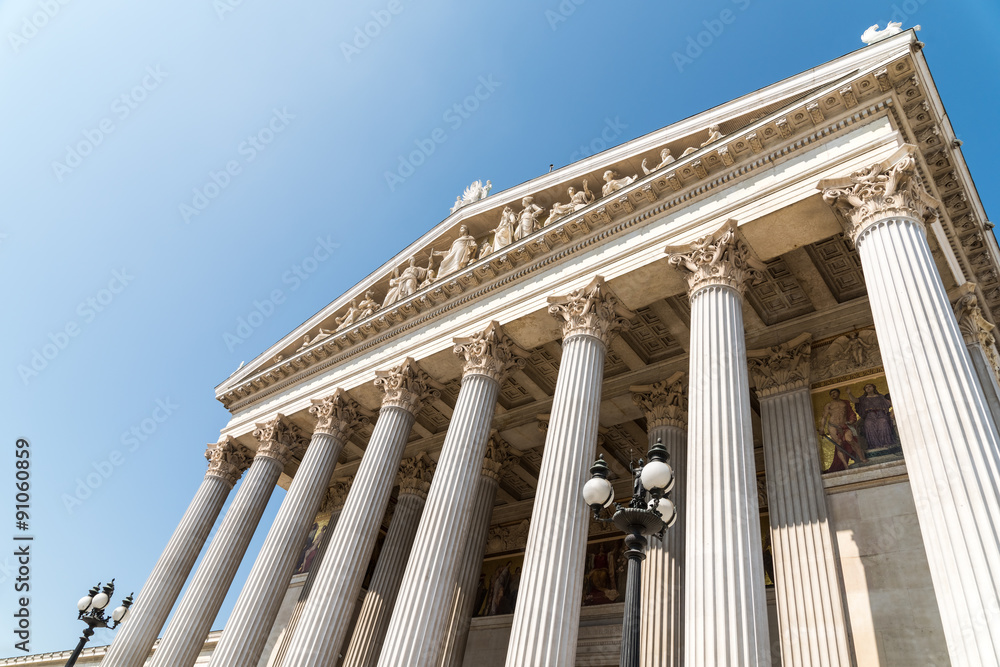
[382,256,429,307]
[432,225,478,279]
[450,179,493,213]
[514,197,544,241]
[700,124,723,147]
[545,181,595,226]
[680,146,698,157]
[297,328,334,351]
[357,290,380,319]
[861,21,913,45]
[419,270,437,289]
[492,206,516,251]
[642,148,675,175]
[334,300,363,331]
[601,170,637,197]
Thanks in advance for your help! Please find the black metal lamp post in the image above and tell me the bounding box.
[65,580,133,667]
[583,439,677,667]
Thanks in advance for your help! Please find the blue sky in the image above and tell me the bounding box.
[1,0,997,656]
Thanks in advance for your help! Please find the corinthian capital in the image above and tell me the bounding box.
[548,276,635,346]
[453,321,528,384]
[309,388,370,441]
[747,333,813,398]
[397,452,436,499]
[252,414,307,468]
[665,219,765,297]
[818,144,940,244]
[204,436,252,487]
[321,475,354,514]
[482,431,517,481]
[374,358,440,416]
[953,283,1000,380]
[631,371,688,430]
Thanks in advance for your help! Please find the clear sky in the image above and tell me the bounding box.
[1,0,997,656]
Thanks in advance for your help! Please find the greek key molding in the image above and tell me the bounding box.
[453,321,527,384]
[630,371,688,430]
[397,452,435,500]
[547,276,635,346]
[204,436,252,487]
[308,388,370,440]
[747,333,813,398]
[664,219,765,297]
[819,144,940,244]
[252,414,308,468]
[374,357,440,416]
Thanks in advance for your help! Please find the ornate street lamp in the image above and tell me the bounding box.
[583,439,677,667]
[65,580,133,667]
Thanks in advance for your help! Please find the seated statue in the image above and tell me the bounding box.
[357,290,379,319]
[545,181,595,226]
[601,170,638,197]
[700,124,723,147]
[642,148,675,175]
[334,299,363,331]
[680,146,698,157]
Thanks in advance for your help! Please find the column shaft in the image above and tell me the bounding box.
[282,406,417,666]
[341,490,427,667]
[965,341,1000,431]
[505,333,607,666]
[858,216,1000,661]
[150,454,284,667]
[685,284,770,666]
[210,431,349,666]
[440,473,500,667]
[760,388,852,666]
[378,373,500,666]
[100,474,232,667]
[640,423,686,667]
[267,509,341,667]
[621,543,645,667]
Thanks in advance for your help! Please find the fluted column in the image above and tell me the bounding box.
[100,437,251,667]
[747,334,853,666]
[340,454,435,667]
[440,433,515,667]
[152,415,310,667]
[666,220,771,666]
[379,321,526,667]
[280,358,439,666]
[953,282,1000,430]
[821,146,1000,663]
[506,278,634,666]
[209,392,369,667]
[631,374,688,667]
[267,477,352,667]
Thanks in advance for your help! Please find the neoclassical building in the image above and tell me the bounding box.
[12,29,1000,667]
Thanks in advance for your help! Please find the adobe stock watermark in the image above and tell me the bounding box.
[384,75,501,192]
[568,117,628,162]
[213,0,251,21]
[223,236,340,352]
[17,269,135,386]
[544,0,587,31]
[340,0,404,62]
[51,66,168,182]
[178,107,294,223]
[7,0,72,54]
[672,0,751,73]
[61,398,179,513]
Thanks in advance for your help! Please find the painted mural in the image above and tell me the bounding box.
[294,513,332,576]
[812,372,903,473]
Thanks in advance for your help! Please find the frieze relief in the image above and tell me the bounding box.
[810,328,883,384]
[219,51,999,413]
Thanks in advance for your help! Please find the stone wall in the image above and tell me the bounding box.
[826,470,950,665]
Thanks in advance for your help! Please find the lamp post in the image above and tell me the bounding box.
[65,580,133,667]
[583,439,677,667]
